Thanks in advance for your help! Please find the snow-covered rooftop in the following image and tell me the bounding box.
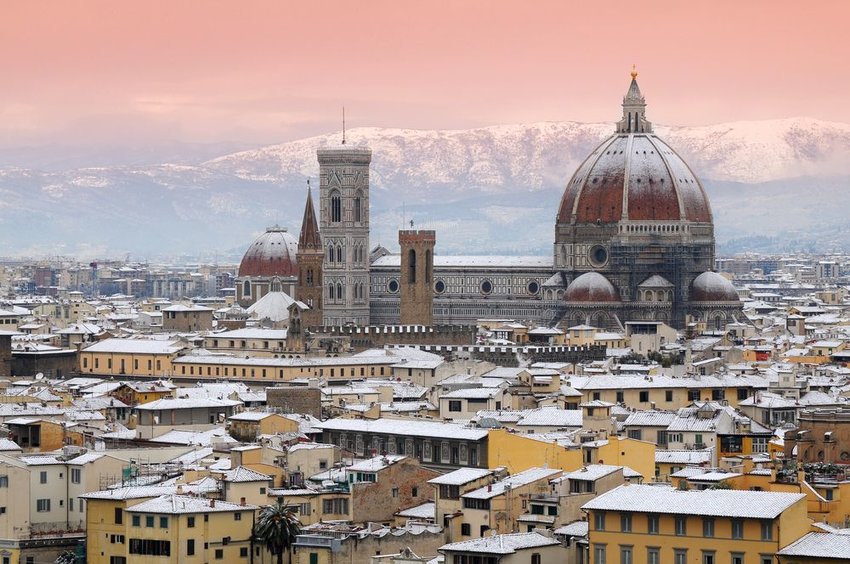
[315,418,488,441]
[463,467,561,500]
[777,532,850,559]
[440,532,559,554]
[582,484,805,519]
[127,494,256,514]
[428,468,493,486]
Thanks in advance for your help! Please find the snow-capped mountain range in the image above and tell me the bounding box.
[2,117,850,259]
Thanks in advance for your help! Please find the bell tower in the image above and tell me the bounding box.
[398,228,435,326]
[318,142,372,326]
[295,181,324,328]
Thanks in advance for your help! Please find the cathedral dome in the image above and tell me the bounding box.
[690,271,739,302]
[238,226,298,278]
[565,272,620,302]
[556,74,712,226]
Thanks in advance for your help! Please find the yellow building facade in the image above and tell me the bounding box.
[85,493,260,564]
[583,484,810,564]
[79,339,184,378]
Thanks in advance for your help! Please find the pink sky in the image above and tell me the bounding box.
[2,0,848,150]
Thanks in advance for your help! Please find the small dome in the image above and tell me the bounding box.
[690,272,739,302]
[639,274,673,288]
[565,272,620,302]
[238,226,298,278]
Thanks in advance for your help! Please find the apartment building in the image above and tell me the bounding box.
[582,484,810,564]
[0,449,129,563]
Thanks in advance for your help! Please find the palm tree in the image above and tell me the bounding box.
[254,500,302,564]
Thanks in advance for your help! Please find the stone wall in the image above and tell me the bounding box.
[0,334,11,378]
[311,325,475,352]
[11,350,78,378]
[351,459,440,523]
[385,343,606,367]
[267,387,322,418]
[293,527,445,564]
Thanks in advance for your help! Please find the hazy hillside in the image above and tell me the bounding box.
[2,117,849,259]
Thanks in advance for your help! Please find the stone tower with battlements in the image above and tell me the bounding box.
[318,144,372,326]
[398,229,435,326]
[295,182,324,328]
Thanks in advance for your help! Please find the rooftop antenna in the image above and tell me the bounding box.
[342,106,346,145]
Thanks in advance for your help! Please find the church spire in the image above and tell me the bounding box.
[616,66,652,134]
[298,179,322,249]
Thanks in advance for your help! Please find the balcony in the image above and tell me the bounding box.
[528,493,559,503]
[29,520,86,537]
[807,472,845,486]
[293,534,344,552]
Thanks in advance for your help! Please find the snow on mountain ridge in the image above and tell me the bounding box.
[204,117,850,187]
[1,117,849,258]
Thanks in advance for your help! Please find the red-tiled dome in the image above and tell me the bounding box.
[690,271,739,302]
[238,227,298,278]
[565,272,620,302]
[556,75,712,226]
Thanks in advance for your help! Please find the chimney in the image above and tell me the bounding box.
[176,484,184,495]
[209,498,215,508]
[240,497,246,506]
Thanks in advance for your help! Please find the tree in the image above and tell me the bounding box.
[254,501,302,564]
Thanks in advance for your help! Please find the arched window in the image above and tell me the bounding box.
[337,282,344,301]
[354,191,363,223]
[337,245,344,264]
[408,249,417,283]
[271,277,281,292]
[243,280,251,297]
[327,243,335,264]
[327,283,334,300]
[330,190,342,223]
[306,269,314,286]
[425,250,432,283]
